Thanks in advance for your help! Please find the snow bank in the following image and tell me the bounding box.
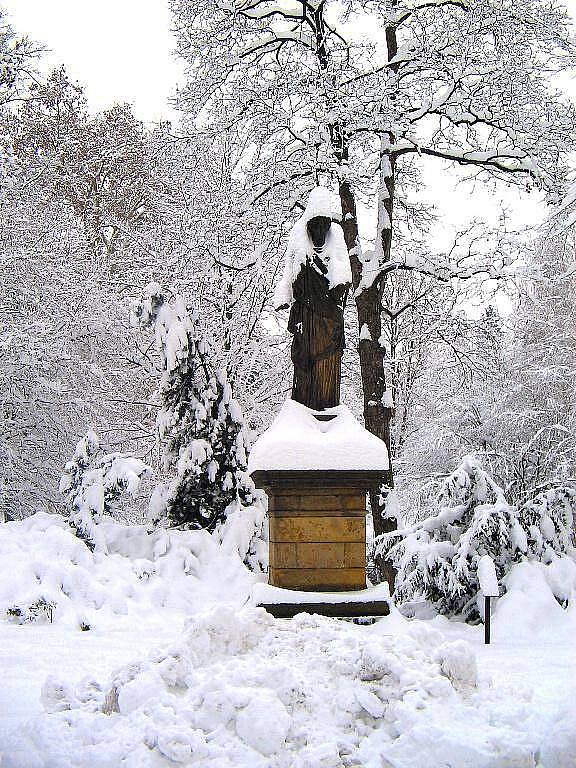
[492,558,576,642]
[433,639,478,688]
[248,398,389,472]
[6,605,562,768]
[1,518,575,767]
[0,512,256,629]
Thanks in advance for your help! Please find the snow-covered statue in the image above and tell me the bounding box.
[274,187,352,410]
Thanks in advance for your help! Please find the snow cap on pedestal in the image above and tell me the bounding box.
[274,186,351,309]
[248,399,389,473]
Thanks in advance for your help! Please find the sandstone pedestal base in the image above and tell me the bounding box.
[252,470,386,593]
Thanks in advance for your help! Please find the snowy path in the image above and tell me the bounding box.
[396,617,576,767]
[479,638,573,709]
[432,612,576,721]
[476,637,575,761]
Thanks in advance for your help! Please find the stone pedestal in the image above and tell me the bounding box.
[252,470,385,592]
[248,400,390,617]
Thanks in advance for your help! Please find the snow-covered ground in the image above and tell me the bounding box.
[0,514,574,767]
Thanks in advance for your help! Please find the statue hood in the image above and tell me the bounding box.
[302,186,338,222]
[273,186,350,310]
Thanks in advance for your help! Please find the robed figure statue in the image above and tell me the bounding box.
[274,187,352,411]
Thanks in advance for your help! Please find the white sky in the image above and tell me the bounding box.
[3,0,576,243]
[3,0,183,123]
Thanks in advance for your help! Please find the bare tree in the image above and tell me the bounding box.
[0,9,42,106]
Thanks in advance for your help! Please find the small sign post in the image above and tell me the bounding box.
[478,555,499,645]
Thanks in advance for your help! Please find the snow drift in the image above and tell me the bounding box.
[1,514,575,767]
[0,512,258,630]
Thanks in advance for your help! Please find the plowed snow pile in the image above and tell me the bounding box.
[0,513,575,768]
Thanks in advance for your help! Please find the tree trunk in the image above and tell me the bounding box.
[339,179,397,589]
[321,0,399,588]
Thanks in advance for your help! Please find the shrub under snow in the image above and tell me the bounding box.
[381,456,576,620]
[59,430,150,551]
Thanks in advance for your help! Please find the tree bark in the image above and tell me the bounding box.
[317,0,398,588]
[339,179,396,589]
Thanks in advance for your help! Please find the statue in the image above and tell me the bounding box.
[274,187,352,410]
[250,186,390,607]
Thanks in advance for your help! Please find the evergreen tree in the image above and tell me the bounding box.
[59,430,150,550]
[133,283,258,533]
[518,486,576,563]
[384,454,575,619]
[385,457,526,620]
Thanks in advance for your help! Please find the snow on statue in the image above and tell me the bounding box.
[249,185,388,478]
[274,186,351,410]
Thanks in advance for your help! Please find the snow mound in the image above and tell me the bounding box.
[248,398,389,472]
[492,559,576,642]
[236,690,291,755]
[5,604,571,767]
[1,517,575,766]
[434,640,478,688]
[0,512,256,628]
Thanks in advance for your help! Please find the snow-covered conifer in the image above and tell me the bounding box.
[517,486,576,563]
[60,430,150,550]
[133,284,263,540]
[385,457,525,619]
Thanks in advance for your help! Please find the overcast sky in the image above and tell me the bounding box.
[3,0,575,248]
[3,0,183,122]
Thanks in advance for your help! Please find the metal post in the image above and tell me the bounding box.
[484,595,491,645]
